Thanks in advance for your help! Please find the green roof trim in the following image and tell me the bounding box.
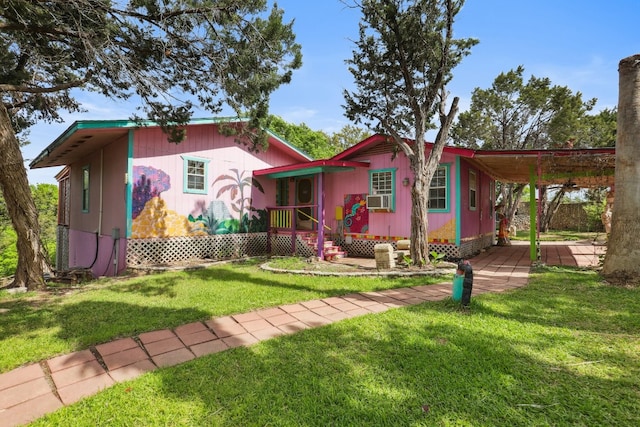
[264,128,313,161]
[30,116,314,168]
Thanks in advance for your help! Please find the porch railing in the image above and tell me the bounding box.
[266,205,324,255]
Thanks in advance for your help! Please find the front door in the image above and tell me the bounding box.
[296,177,314,230]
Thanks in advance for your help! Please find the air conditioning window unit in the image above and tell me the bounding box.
[366,194,391,210]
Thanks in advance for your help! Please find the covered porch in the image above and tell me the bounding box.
[466,147,615,261]
[254,159,370,260]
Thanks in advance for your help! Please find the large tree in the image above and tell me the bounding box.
[602,54,640,283]
[343,0,476,266]
[450,66,596,229]
[0,0,301,290]
[268,116,370,158]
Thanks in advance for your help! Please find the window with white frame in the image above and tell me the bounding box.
[81,165,90,212]
[371,170,393,195]
[369,168,396,210]
[469,170,477,210]
[182,156,209,194]
[428,166,448,211]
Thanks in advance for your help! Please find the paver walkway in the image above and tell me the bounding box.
[0,241,605,427]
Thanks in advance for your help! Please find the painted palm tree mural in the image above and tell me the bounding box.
[213,169,265,233]
[188,168,267,234]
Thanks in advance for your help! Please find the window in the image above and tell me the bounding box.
[81,165,90,212]
[428,166,448,211]
[469,170,477,210]
[182,156,209,194]
[369,168,396,211]
[276,178,289,206]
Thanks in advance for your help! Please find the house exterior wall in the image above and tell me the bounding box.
[57,121,305,275]
[130,124,298,239]
[457,158,496,256]
[324,149,459,241]
[66,136,128,275]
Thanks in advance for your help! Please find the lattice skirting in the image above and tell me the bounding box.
[335,234,493,261]
[56,225,70,272]
[126,233,268,266]
[125,232,495,266]
[268,234,316,258]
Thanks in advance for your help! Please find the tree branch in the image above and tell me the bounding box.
[0,78,88,94]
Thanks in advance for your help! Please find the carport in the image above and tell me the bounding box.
[465,147,616,261]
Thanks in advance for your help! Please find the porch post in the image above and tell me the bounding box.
[529,165,537,261]
[317,172,325,259]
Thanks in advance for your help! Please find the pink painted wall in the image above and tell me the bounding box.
[66,134,128,275]
[459,159,495,240]
[323,149,459,239]
[68,134,128,234]
[64,121,304,274]
[131,124,304,237]
[68,229,127,276]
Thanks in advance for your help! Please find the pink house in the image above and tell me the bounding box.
[32,119,507,277]
[255,134,496,261]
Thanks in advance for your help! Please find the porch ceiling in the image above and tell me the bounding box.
[467,148,616,188]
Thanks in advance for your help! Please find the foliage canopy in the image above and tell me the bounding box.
[0,0,302,289]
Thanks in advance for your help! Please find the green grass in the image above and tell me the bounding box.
[510,230,607,242]
[25,265,640,426]
[0,259,447,373]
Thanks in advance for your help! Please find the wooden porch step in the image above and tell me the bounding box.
[301,236,347,261]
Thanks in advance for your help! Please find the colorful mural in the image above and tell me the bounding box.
[131,166,267,238]
[132,196,207,238]
[344,194,369,234]
[212,168,264,233]
[428,218,457,242]
[132,166,171,219]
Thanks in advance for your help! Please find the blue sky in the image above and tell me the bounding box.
[24,0,639,184]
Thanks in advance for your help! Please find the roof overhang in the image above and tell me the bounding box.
[467,147,616,187]
[30,120,137,169]
[30,117,312,169]
[253,160,370,179]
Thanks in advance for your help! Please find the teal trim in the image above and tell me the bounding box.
[265,128,314,161]
[266,166,356,179]
[181,155,210,194]
[30,116,251,168]
[368,168,397,211]
[455,158,461,246]
[125,130,134,238]
[428,163,451,213]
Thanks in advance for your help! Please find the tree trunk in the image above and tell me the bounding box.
[410,166,430,266]
[602,54,640,282]
[500,183,525,225]
[540,187,565,232]
[538,185,566,233]
[0,103,52,290]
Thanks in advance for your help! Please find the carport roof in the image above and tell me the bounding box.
[466,147,616,187]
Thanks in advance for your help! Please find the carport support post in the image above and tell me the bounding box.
[529,165,537,261]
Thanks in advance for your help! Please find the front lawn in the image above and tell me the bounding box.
[0,259,446,373]
[28,265,640,426]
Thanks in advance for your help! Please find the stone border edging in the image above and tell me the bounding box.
[260,261,455,277]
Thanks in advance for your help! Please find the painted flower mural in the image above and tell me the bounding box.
[132,166,171,219]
